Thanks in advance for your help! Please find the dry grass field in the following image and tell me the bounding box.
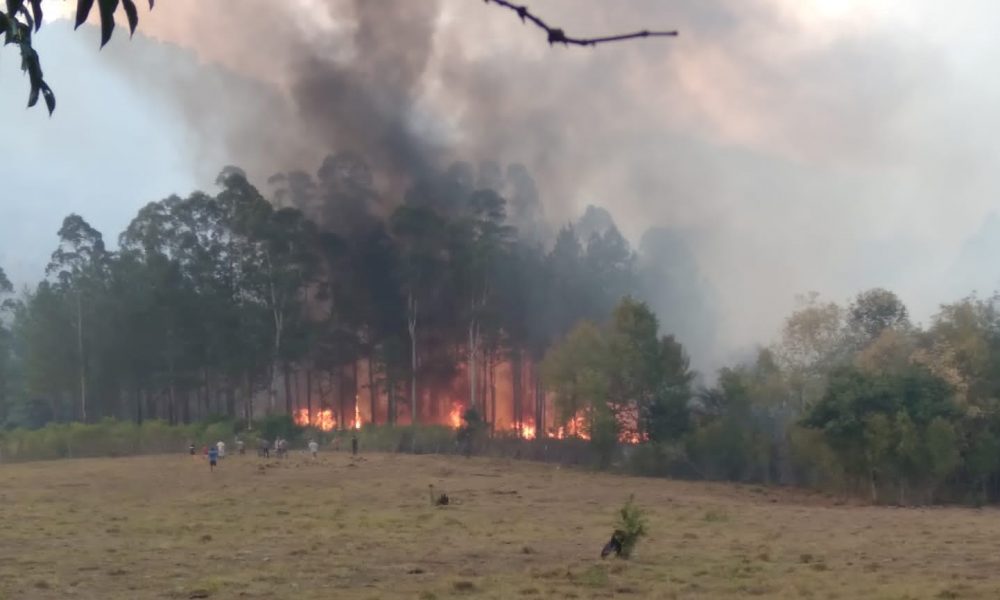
[3,451,1000,599]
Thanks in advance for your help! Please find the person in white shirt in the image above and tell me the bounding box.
[216,440,226,459]
[308,439,319,458]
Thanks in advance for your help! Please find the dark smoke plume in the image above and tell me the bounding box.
[91,0,962,369]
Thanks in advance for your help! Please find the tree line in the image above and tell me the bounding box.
[0,157,648,434]
[5,153,998,504]
[544,288,1000,505]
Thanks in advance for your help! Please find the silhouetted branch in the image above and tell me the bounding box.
[483,0,678,46]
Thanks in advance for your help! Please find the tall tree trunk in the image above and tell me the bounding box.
[480,353,488,416]
[226,384,235,419]
[266,249,284,416]
[134,385,142,425]
[244,371,254,430]
[468,316,477,411]
[387,371,395,426]
[201,369,211,420]
[368,357,377,426]
[283,361,293,415]
[352,360,360,427]
[168,383,177,426]
[408,294,418,425]
[337,368,346,430]
[76,292,87,422]
[534,362,543,439]
[306,368,313,424]
[489,355,496,435]
[512,350,523,435]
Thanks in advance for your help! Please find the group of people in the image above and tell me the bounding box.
[189,433,357,471]
[257,437,290,458]
[189,438,247,470]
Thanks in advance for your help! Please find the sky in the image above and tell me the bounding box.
[4,0,1000,371]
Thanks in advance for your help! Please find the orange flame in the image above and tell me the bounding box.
[294,408,336,432]
[351,399,363,430]
[552,411,589,440]
[520,422,536,440]
[448,404,463,429]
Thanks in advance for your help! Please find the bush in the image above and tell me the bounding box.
[614,495,648,559]
[252,415,302,444]
[626,442,688,477]
[787,426,844,491]
[0,418,243,462]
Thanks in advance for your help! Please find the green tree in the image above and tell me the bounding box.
[390,205,447,424]
[803,364,956,503]
[0,266,15,423]
[45,214,109,422]
[848,288,910,347]
[777,292,847,409]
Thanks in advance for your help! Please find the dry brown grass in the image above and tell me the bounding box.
[2,451,1000,599]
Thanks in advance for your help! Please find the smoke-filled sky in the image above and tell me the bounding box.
[5,0,1000,370]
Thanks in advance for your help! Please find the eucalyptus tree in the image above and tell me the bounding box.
[45,214,109,421]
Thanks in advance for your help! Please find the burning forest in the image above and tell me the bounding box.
[0,0,718,450]
[0,153,687,445]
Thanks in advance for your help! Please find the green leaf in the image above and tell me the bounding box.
[27,77,39,107]
[97,0,119,47]
[40,80,55,114]
[29,0,41,32]
[75,0,94,29]
[6,0,25,19]
[121,0,137,35]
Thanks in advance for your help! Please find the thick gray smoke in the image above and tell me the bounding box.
[292,1,442,189]
[84,0,1000,371]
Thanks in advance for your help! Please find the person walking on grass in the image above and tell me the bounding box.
[208,445,219,471]
[188,443,196,456]
[217,440,226,460]
[308,439,319,459]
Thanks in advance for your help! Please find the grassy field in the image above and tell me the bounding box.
[2,452,1000,600]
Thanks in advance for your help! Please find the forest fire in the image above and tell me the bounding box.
[448,404,463,428]
[290,404,644,443]
[552,412,589,440]
[293,405,362,431]
[293,408,336,431]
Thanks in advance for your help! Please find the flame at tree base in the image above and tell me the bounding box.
[292,405,644,443]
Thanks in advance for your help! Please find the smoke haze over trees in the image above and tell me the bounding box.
[8,1,1000,370]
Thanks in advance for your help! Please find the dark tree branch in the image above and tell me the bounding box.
[483,0,678,46]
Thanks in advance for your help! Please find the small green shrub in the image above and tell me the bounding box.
[614,494,648,559]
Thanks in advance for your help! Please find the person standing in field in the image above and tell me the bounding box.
[188,443,195,456]
[216,440,226,460]
[235,438,245,456]
[308,439,319,458]
[351,433,358,456]
[208,445,219,471]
